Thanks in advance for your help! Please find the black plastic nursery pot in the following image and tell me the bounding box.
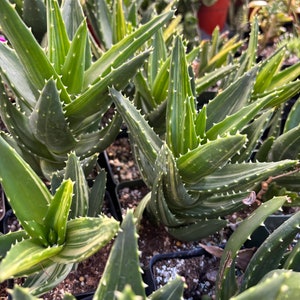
[98,151,123,222]
[97,128,149,222]
[143,247,209,296]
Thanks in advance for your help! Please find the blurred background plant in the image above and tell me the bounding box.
[248,0,300,48]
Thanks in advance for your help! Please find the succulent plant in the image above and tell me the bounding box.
[216,195,300,300]
[6,211,185,299]
[0,134,119,293]
[0,0,173,179]
[110,31,300,241]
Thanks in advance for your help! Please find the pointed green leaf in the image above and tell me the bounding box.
[241,209,300,291]
[23,0,47,43]
[113,0,126,43]
[206,93,274,140]
[0,135,51,227]
[0,0,71,103]
[0,42,38,108]
[253,47,285,94]
[187,160,298,194]
[284,96,300,132]
[231,110,273,162]
[62,0,91,70]
[44,179,73,245]
[94,211,146,299]
[61,19,87,95]
[52,216,119,263]
[83,0,113,49]
[83,10,173,87]
[23,263,73,296]
[46,0,70,73]
[269,60,300,91]
[0,239,63,282]
[0,83,59,160]
[215,196,287,300]
[88,169,106,217]
[195,64,237,95]
[148,29,167,88]
[166,36,196,156]
[8,285,40,300]
[75,112,123,156]
[149,276,185,299]
[283,239,300,271]
[64,153,89,218]
[232,270,300,300]
[65,51,150,129]
[0,230,28,259]
[206,66,258,129]
[29,79,77,154]
[176,134,247,185]
[268,125,300,161]
[110,87,162,172]
[195,105,207,139]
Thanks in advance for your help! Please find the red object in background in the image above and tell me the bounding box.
[197,0,230,35]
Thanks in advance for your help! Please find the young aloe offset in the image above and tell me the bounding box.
[0,0,173,179]
[110,33,300,241]
[0,135,119,289]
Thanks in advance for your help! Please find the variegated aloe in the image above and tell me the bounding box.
[110,33,300,241]
[0,0,173,179]
[6,212,185,299]
[0,135,119,293]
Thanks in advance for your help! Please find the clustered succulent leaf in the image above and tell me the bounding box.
[0,0,173,179]
[111,22,300,241]
[0,134,119,286]
[6,212,185,300]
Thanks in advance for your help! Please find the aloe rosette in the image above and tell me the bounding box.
[0,0,173,179]
[110,34,299,241]
[0,135,119,293]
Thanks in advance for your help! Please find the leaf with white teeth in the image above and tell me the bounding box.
[0,239,63,282]
[52,216,119,263]
[0,0,173,178]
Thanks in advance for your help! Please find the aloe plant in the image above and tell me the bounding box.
[110,31,300,241]
[0,134,119,294]
[0,0,173,179]
[7,212,185,299]
[216,195,300,300]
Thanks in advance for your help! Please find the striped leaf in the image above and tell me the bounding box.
[44,179,74,245]
[52,216,119,263]
[0,238,63,282]
[176,134,247,185]
[94,211,146,299]
[46,0,70,73]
